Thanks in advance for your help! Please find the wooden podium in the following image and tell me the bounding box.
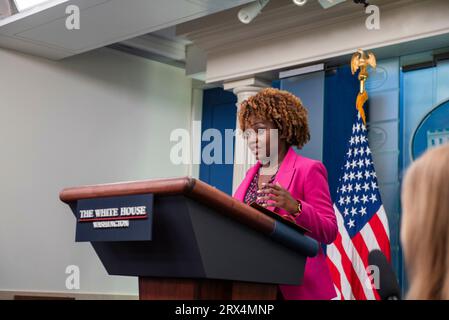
[60,177,317,300]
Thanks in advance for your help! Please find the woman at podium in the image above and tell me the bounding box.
[233,88,338,300]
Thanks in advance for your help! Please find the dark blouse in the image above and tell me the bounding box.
[244,167,278,205]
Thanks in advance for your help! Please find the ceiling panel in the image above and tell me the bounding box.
[0,0,252,59]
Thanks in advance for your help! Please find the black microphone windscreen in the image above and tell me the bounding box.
[368,249,401,300]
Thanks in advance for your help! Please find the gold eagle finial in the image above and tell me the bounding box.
[351,48,376,94]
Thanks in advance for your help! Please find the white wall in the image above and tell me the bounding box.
[0,47,194,296]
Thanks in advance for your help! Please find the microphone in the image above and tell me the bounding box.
[368,249,401,300]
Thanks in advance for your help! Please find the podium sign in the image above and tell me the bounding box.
[75,193,153,242]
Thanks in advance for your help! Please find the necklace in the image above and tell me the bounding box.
[259,163,280,177]
[259,165,280,178]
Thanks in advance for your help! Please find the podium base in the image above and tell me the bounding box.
[139,277,278,300]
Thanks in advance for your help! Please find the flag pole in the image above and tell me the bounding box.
[350,49,377,125]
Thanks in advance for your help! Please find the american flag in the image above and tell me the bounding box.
[326,111,391,300]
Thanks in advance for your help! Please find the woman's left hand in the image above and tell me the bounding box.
[257,182,299,216]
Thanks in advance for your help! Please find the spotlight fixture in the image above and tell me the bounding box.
[317,0,347,9]
[238,0,270,24]
[243,0,370,25]
[353,0,370,7]
[292,0,308,6]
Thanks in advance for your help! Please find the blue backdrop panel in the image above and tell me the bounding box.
[323,66,359,202]
[200,88,237,195]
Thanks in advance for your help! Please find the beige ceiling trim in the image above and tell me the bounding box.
[178,0,449,83]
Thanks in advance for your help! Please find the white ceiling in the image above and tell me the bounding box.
[0,0,253,60]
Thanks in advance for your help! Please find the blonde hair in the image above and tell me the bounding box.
[401,143,449,299]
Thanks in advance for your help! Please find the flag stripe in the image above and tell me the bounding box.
[360,219,381,253]
[369,211,391,262]
[352,230,381,300]
[326,258,344,300]
[327,247,353,300]
[377,206,390,239]
[326,244,353,300]
[334,206,377,300]
[333,233,368,300]
[333,285,342,300]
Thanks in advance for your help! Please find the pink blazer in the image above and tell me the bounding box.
[233,147,338,300]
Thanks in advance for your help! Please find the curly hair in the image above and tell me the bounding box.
[238,88,310,149]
